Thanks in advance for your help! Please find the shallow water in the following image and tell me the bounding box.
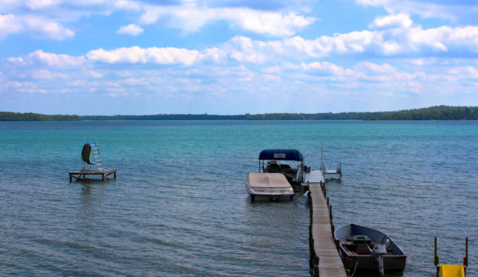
[0,120,477,276]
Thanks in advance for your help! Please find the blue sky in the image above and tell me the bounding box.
[1,0,478,115]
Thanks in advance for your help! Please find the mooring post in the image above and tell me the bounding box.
[434,237,439,277]
[464,237,468,269]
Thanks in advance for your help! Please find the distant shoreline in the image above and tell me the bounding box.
[1,106,478,121]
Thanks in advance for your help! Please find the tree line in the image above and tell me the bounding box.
[366,106,478,120]
[1,106,478,121]
[0,112,81,121]
[243,112,389,120]
[81,114,244,120]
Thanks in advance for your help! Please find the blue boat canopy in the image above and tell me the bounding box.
[258,149,304,161]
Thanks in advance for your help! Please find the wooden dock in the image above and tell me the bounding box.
[69,169,117,182]
[307,170,347,277]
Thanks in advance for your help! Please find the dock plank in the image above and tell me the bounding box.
[309,180,347,277]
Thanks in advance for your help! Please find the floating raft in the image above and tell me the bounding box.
[69,169,117,182]
[307,170,347,277]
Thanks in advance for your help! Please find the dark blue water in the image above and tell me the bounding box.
[0,120,477,276]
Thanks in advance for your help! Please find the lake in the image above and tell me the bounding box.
[0,120,476,276]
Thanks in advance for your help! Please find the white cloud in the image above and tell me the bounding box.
[89,70,103,78]
[223,9,314,36]
[356,0,478,23]
[30,69,68,79]
[0,0,141,40]
[303,62,355,76]
[7,20,478,73]
[117,24,143,36]
[262,66,281,74]
[262,74,281,82]
[24,0,57,10]
[228,36,268,63]
[0,0,141,13]
[86,46,219,65]
[448,66,478,78]
[0,14,74,40]
[5,81,47,94]
[354,62,396,74]
[6,46,226,68]
[0,14,23,37]
[370,13,413,29]
[7,50,86,67]
[225,23,478,63]
[139,5,315,36]
[1,0,315,38]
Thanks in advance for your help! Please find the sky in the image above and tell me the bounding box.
[1,0,478,115]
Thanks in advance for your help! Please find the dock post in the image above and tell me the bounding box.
[329,205,333,222]
[313,255,320,277]
[309,235,314,268]
[69,174,72,182]
[434,237,439,277]
[310,197,313,224]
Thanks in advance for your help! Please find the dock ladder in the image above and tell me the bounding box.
[320,142,342,179]
[434,237,468,277]
[82,138,104,172]
[89,140,104,171]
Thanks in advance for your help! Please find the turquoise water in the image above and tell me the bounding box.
[0,120,477,276]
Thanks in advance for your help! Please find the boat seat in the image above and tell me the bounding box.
[355,244,372,255]
[439,265,465,277]
[266,163,281,172]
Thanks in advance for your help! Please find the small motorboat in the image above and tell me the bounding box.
[334,224,407,276]
[245,173,294,202]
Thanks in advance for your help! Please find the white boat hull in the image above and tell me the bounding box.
[245,174,294,202]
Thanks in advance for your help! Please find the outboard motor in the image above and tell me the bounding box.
[373,243,387,277]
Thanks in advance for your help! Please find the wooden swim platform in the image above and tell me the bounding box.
[307,170,347,277]
[69,169,117,182]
